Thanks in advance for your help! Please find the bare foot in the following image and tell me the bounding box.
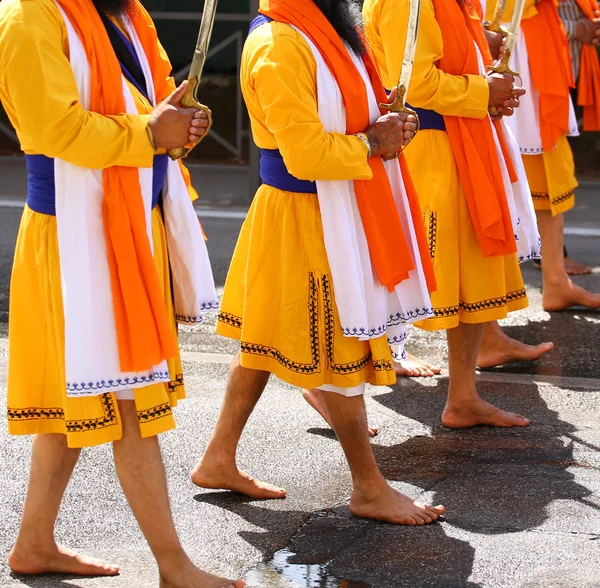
[477,325,554,368]
[565,257,592,276]
[302,388,378,437]
[543,279,600,311]
[8,543,119,576]
[160,558,245,588]
[442,398,530,429]
[394,353,441,378]
[191,458,286,500]
[350,483,445,525]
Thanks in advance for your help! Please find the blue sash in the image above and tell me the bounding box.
[383,87,446,131]
[26,20,168,216]
[411,105,446,131]
[249,14,317,194]
[259,150,317,194]
[249,14,273,34]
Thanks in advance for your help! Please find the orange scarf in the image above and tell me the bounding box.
[431,0,516,258]
[464,13,519,184]
[575,0,600,130]
[56,0,178,373]
[260,0,436,292]
[521,0,575,151]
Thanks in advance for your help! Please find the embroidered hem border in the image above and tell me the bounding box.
[66,370,171,396]
[432,288,528,320]
[218,272,396,378]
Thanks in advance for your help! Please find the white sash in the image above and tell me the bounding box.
[55,6,218,397]
[505,30,579,155]
[475,44,542,262]
[294,29,434,360]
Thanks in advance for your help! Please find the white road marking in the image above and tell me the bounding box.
[1,198,599,235]
[1,339,598,390]
[0,198,248,220]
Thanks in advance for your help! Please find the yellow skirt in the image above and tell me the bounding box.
[522,136,577,216]
[7,206,185,448]
[404,130,528,331]
[216,186,396,389]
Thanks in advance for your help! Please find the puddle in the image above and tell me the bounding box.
[245,547,370,588]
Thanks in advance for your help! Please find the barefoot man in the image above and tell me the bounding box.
[364,0,533,428]
[485,0,600,310]
[0,0,244,585]
[192,0,446,525]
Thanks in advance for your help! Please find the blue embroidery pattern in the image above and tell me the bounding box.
[66,371,170,395]
[176,301,219,324]
[340,307,434,337]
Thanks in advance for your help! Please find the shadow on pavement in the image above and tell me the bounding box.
[195,464,478,587]
[373,377,592,535]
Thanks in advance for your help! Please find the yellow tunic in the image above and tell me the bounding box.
[364,0,528,330]
[0,0,185,447]
[485,0,577,216]
[216,21,396,389]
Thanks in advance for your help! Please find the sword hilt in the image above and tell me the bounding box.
[483,20,509,35]
[167,76,214,160]
[378,85,420,159]
[486,49,522,117]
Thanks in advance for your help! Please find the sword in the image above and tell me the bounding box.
[379,0,421,155]
[483,0,508,34]
[486,0,526,116]
[167,0,218,160]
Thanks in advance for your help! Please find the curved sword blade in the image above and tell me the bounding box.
[396,0,422,104]
[189,0,219,81]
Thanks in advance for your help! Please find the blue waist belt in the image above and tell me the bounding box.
[259,149,317,194]
[383,92,446,132]
[410,105,446,131]
[26,153,169,216]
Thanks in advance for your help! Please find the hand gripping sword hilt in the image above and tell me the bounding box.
[378,85,420,160]
[486,49,522,117]
[483,20,509,35]
[167,77,214,161]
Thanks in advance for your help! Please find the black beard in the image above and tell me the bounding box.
[313,0,366,55]
[92,0,134,17]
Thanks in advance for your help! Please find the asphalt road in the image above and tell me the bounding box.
[1,176,600,588]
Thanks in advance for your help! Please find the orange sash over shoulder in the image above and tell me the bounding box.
[521,0,574,151]
[464,14,518,183]
[56,0,180,373]
[260,0,436,293]
[575,0,600,131]
[431,0,516,258]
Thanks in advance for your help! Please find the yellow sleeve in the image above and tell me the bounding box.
[367,0,489,118]
[243,24,372,182]
[485,0,538,22]
[0,0,154,168]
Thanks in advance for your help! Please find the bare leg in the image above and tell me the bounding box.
[443,323,530,428]
[537,211,600,311]
[394,352,442,378]
[301,388,379,437]
[476,321,554,368]
[191,353,286,499]
[8,433,119,576]
[113,401,245,588]
[319,392,445,525]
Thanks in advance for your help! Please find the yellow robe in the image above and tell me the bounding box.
[364,0,528,330]
[216,21,396,389]
[485,0,577,216]
[0,0,185,448]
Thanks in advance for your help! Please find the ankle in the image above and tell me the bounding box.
[197,446,235,469]
[352,474,390,501]
[157,549,192,578]
[12,530,56,554]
